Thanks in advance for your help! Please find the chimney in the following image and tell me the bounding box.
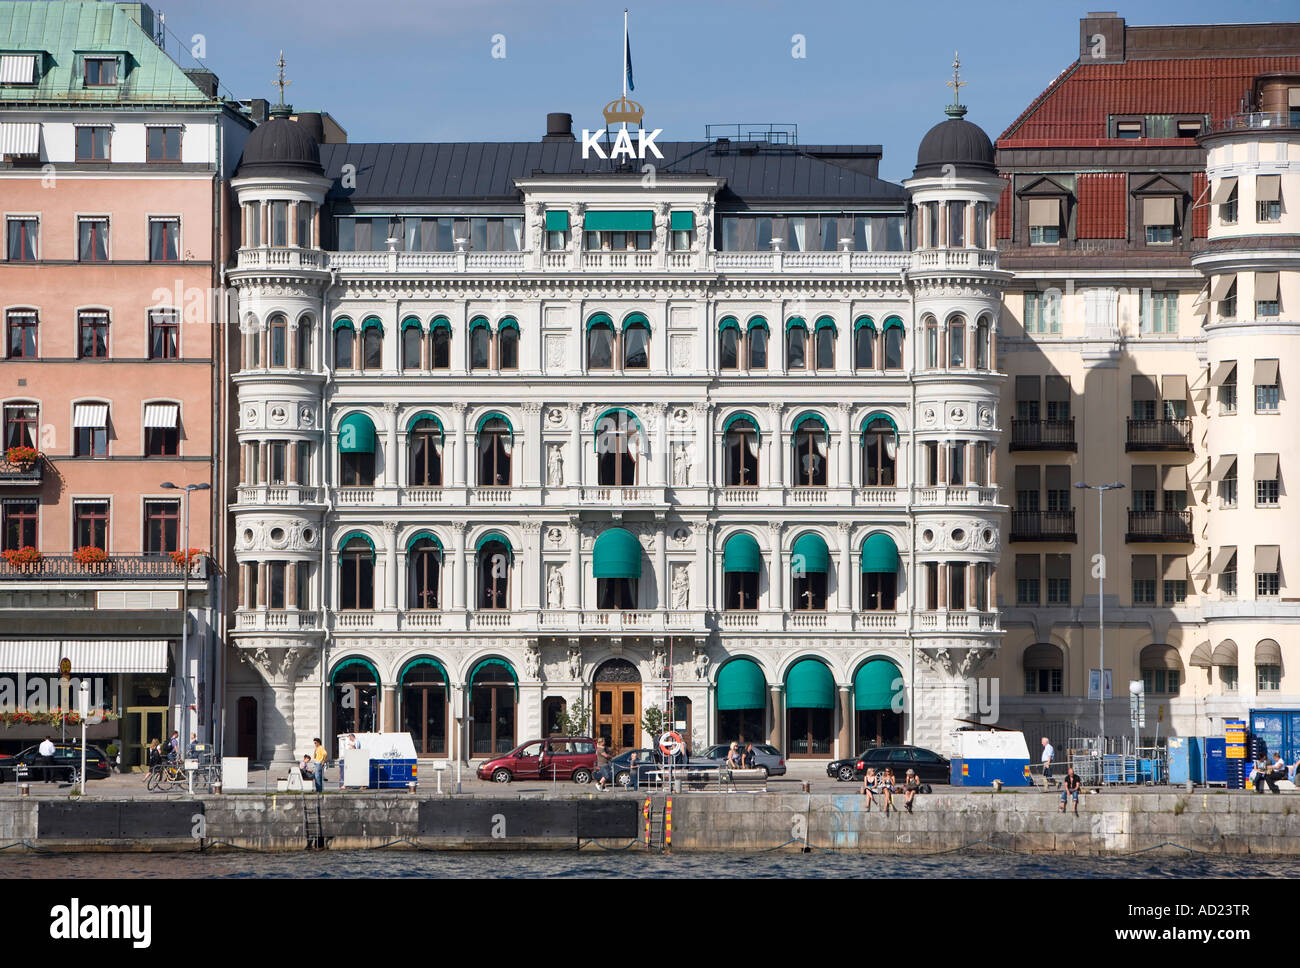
[116,3,155,38]
[183,69,218,98]
[293,112,327,144]
[249,99,269,124]
[543,112,574,142]
[1079,11,1125,63]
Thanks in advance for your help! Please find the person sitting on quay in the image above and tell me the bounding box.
[880,768,896,814]
[903,769,921,814]
[743,743,756,769]
[861,766,879,810]
[726,742,743,769]
[300,755,314,781]
[1059,765,1082,815]
[1262,752,1287,794]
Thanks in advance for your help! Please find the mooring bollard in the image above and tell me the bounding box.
[212,782,223,795]
[801,781,811,794]
[19,783,30,798]
[407,781,417,794]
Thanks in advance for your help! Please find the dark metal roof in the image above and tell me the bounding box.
[237,114,323,177]
[318,141,905,208]
[914,117,996,178]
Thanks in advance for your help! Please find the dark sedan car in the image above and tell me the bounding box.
[0,743,112,784]
[693,743,787,777]
[826,745,950,784]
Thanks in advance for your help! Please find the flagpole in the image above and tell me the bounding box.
[623,9,628,99]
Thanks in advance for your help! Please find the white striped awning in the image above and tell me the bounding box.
[0,54,36,84]
[0,121,39,155]
[143,404,178,428]
[72,404,108,428]
[0,639,169,674]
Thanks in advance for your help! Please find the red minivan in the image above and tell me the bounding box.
[476,737,598,784]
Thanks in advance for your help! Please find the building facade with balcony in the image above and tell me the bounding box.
[225,99,1008,766]
[0,1,251,765]
[989,13,1300,747]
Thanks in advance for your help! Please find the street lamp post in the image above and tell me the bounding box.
[160,481,210,748]
[1074,480,1125,752]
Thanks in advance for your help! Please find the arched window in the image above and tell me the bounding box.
[476,536,512,609]
[786,658,834,756]
[477,415,512,486]
[587,314,614,370]
[882,317,904,370]
[854,318,875,370]
[948,314,966,368]
[791,532,829,610]
[296,315,313,369]
[333,318,354,369]
[361,318,383,370]
[814,317,836,370]
[723,532,761,610]
[469,317,491,370]
[747,317,768,369]
[786,318,807,370]
[407,535,441,609]
[593,527,641,610]
[1140,644,1182,696]
[862,414,898,486]
[498,319,519,370]
[716,658,766,744]
[975,315,991,370]
[339,412,377,486]
[268,314,288,367]
[331,659,378,751]
[1023,643,1063,694]
[470,658,517,755]
[339,534,375,610]
[860,532,900,611]
[718,317,740,370]
[854,659,904,749]
[408,416,443,486]
[430,318,451,369]
[595,409,641,486]
[925,315,939,369]
[792,414,828,487]
[401,659,447,756]
[723,414,760,486]
[623,313,650,369]
[401,318,422,371]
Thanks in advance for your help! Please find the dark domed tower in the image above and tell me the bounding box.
[227,95,333,766]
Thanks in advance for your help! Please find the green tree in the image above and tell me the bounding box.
[556,699,592,737]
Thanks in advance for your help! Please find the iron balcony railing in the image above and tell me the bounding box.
[1125,418,1192,451]
[0,554,205,581]
[1010,418,1077,451]
[1125,509,1193,543]
[1009,509,1077,543]
[0,460,42,485]
[1214,111,1298,132]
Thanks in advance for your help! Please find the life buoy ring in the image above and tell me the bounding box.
[659,732,683,757]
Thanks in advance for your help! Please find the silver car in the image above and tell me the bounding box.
[694,743,787,777]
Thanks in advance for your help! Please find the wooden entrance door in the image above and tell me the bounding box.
[594,684,641,754]
[124,706,168,771]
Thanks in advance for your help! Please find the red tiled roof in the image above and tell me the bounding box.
[998,56,1300,143]
[997,175,1012,239]
[1076,172,1126,239]
[1192,171,1208,238]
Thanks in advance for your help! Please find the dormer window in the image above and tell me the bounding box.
[1142,197,1176,245]
[0,54,37,85]
[1028,199,1061,245]
[1116,121,1142,139]
[83,57,117,86]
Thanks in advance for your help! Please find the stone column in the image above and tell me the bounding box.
[769,405,785,489]
[383,403,398,486]
[837,403,852,488]
[287,562,298,608]
[768,685,783,748]
[568,405,582,488]
[838,685,852,760]
[256,561,267,607]
[452,525,467,611]
[288,320,299,369]
[453,405,468,488]
[522,402,542,487]
[768,523,784,612]
[287,443,298,485]
[384,523,398,611]
[655,521,667,610]
[838,522,852,612]
[248,647,306,767]
[568,515,582,611]
[258,442,268,484]
[382,685,397,733]
[653,404,668,487]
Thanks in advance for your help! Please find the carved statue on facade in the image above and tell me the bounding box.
[547,444,564,487]
[651,647,667,680]
[671,565,690,610]
[546,565,564,610]
[568,645,583,681]
[523,644,541,679]
[694,646,711,680]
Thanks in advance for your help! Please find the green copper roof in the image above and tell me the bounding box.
[0,2,214,104]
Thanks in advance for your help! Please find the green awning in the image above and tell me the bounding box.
[860,411,898,437]
[593,527,642,579]
[475,530,513,559]
[399,657,448,683]
[861,532,900,573]
[792,412,829,438]
[468,316,490,332]
[722,412,760,441]
[332,317,354,332]
[723,532,762,573]
[622,311,649,331]
[854,316,877,333]
[338,412,376,454]
[430,316,451,332]
[362,316,383,334]
[545,210,569,232]
[786,659,835,710]
[786,316,808,332]
[791,532,829,574]
[586,312,614,332]
[498,316,519,333]
[670,211,694,231]
[747,316,769,332]
[815,315,838,335]
[882,316,905,332]
[331,657,380,684]
[854,659,902,711]
[584,210,653,232]
[718,316,741,332]
[470,658,517,695]
[475,411,513,439]
[592,407,642,451]
[717,658,766,711]
[401,316,422,332]
[337,530,375,558]
[405,529,443,551]
[406,410,443,434]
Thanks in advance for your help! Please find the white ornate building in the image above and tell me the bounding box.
[224,101,1008,766]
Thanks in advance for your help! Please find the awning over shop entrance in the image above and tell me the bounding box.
[785,659,834,710]
[854,659,901,711]
[716,659,765,711]
[0,640,169,674]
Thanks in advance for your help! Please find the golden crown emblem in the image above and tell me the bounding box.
[603,95,645,126]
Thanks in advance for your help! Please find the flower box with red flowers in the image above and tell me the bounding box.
[1,546,42,568]
[72,546,111,566]
[170,548,206,568]
[4,446,39,470]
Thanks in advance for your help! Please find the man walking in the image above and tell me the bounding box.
[312,737,327,793]
[37,735,56,784]
[1041,737,1055,785]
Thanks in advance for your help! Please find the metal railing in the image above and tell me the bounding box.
[1009,508,1077,542]
[1125,509,1193,542]
[1125,417,1192,451]
[0,553,202,581]
[1010,417,1076,451]
[1214,111,1298,132]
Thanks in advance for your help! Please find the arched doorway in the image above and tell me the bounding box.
[236,696,258,760]
[593,658,641,753]
[716,658,766,744]
[470,658,517,755]
[543,696,567,736]
[400,658,447,757]
[330,658,379,755]
[785,658,834,757]
[853,658,903,749]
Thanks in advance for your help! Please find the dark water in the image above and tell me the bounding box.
[0,850,1288,878]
